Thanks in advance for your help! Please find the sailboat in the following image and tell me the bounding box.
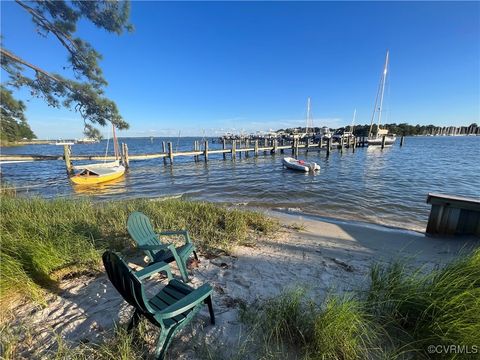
[70,123,125,185]
[368,50,396,146]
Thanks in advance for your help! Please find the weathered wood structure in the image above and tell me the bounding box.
[0,136,396,167]
[426,193,480,237]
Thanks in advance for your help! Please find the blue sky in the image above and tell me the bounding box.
[1,1,479,138]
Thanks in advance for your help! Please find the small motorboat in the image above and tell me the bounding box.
[282,157,320,172]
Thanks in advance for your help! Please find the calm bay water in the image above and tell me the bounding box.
[1,136,479,232]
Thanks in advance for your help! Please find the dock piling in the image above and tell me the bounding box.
[162,141,167,164]
[381,135,386,149]
[232,140,236,160]
[326,138,331,156]
[204,140,209,162]
[168,142,173,164]
[400,136,405,147]
[63,145,73,175]
[122,143,130,168]
[254,140,258,156]
[222,139,226,160]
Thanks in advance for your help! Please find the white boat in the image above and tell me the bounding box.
[282,157,320,172]
[51,140,76,145]
[70,124,125,185]
[367,50,396,146]
[77,137,100,144]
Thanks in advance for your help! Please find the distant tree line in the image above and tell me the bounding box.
[278,123,479,137]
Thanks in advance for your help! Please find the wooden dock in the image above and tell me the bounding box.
[426,193,480,237]
[0,136,402,175]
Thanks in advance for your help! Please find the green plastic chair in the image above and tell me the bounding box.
[102,251,215,359]
[127,211,198,282]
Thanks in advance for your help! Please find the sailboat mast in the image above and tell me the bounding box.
[306,97,311,135]
[368,51,389,138]
[369,73,383,138]
[112,123,119,160]
[377,50,389,130]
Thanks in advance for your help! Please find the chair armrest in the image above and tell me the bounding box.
[135,261,172,280]
[138,244,170,251]
[158,230,192,244]
[157,284,212,320]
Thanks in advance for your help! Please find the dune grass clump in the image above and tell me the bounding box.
[243,288,382,359]
[259,288,315,350]
[0,323,149,360]
[365,249,480,358]
[242,251,479,359]
[0,181,16,197]
[0,195,278,307]
[311,297,381,360]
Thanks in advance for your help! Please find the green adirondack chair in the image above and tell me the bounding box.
[102,251,215,359]
[127,211,198,282]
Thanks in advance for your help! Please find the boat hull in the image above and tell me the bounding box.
[367,136,396,146]
[282,157,320,172]
[70,166,125,185]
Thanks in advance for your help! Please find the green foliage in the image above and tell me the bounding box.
[365,249,480,358]
[243,288,382,359]
[240,251,479,359]
[0,196,278,305]
[0,86,36,142]
[83,123,103,140]
[280,123,479,137]
[1,0,133,131]
[312,298,381,360]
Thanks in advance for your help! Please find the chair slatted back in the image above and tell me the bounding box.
[127,211,162,247]
[102,251,153,315]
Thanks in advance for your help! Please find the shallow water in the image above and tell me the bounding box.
[1,136,479,231]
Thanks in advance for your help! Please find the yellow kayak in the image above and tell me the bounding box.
[70,165,125,185]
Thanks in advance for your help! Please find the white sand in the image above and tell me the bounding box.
[8,212,478,358]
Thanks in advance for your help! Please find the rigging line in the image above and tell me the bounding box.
[104,125,111,163]
[385,73,392,125]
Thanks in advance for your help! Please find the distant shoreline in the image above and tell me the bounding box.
[3,134,479,147]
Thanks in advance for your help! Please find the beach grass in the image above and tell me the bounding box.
[240,250,479,359]
[365,248,480,358]
[0,194,278,307]
[0,322,149,360]
[240,288,383,359]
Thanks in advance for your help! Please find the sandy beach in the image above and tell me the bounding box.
[8,211,478,358]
